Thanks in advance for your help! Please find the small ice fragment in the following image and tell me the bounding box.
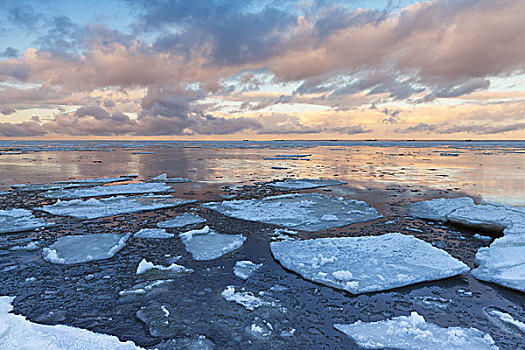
[157,213,206,229]
[9,241,41,251]
[221,286,278,310]
[335,311,498,350]
[179,226,246,261]
[484,307,525,334]
[234,261,263,280]
[43,233,131,265]
[0,209,54,234]
[135,258,193,275]
[134,228,174,239]
[150,173,190,183]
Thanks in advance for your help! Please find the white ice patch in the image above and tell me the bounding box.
[134,228,174,239]
[38,195,196,219]
[179,226,246,261]
[334,311,498,350]
[447,203,525,232]
[43,233,131,265]
[484,307,525,334]
[270,233,469,294]
[267,179,346,190]
[202,193,382,232]
[12,176,132,192]
[150,173,190,183]
[43,182,173,199]
[221,286,278,311]
[157,213,206,229]
[410,197,475,222]
[0,208,54,234]
[118,280,173,296]
[234,261,263,280]
[9,241,41,251]
[0,296,142,349]
[135,258,193,275]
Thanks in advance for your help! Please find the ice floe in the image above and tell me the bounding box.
[202,193,382,232]
[484,307,525,334]
[179,226,246,261]
[234,261,262,280]
[38,195,196,219]
[221,286,279,311]
[43,182,173,199]
[270,233,469,294]
[334,311,498,350]
[136,258,193,275]
[157,213,206,229]
[0,296,141,349]
[43,233,131,264]
[0,208,54,234]
[12,176,132,192]
[134,228,174,239]
[9,241,41,251]
[149,173,191,183]
[410,198,525,292]
[267,179,346,190]
[118,280,174,296]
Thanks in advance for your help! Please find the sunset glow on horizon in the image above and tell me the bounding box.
[1,0,524,140]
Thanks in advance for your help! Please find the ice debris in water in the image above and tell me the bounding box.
[43,182,173,199]
[270,233,469,294]
[334,311,498,350]
[9,241,41,251]
[136,258,193,275]
[38,195,196,219]
[221,286,278,311]
[43,233,131,265]
[119,280,174,296]
[411,198,525,292]
[0,296,141,349]
[152,336,215,350]
[11,176,132,192]
[157,213,206,229]
[267,178,346,190]
[134,228,174,239]
[0,208,54,234]
[484,307,525,335]
[150,173,191,183]
[179,226,246,261]
[234,261,263,280]
[202,193,382,232]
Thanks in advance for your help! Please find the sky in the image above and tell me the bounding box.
[0,0,524,140]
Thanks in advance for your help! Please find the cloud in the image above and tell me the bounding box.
[0,47,19,58]
[0,121,47,137]
[7,4,40,31]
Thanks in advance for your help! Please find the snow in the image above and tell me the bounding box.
[221,286,278,311]
[38,195,196,219]
[410,198,525,292]
[267,179,346,190]
[0,208,54,234]
[0,296,142,349]
[410,197,475,221]
[334,311,498,350]
[43,182,173,199]
[149,173,190,183]
[43,233,131,265]
[234,260,263,280]
[135,258,193,275]
[12,176,132,192]
[202,193,382,232]
[270,233,469,294]
[157,213,206,229]
[134,228,174,239]
[179,226,246,261]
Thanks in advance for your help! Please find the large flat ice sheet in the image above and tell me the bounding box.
[0,208,54,234]
[38,196,196,219]
[271,233,469,294]
[43,182,173,199]
[202,193,382,232]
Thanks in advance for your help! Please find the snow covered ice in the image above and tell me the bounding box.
[135,258,193,275]
[43,233,131,264]
[202,193,382,231]
[179,226,246,261]
[157,213,206,229]
[410,198,525,292]
[0,296,141,349]
[221,286,279,311]
[334,311,498,350]
[270,233,469,294]
[37,195,196,219]
[43,182,173,199]
[149,173,191,183]
[12,176,132,192]
[134,228,174,239]
[234,260,262,280]
[267,178,346,190]
[0,208,54,234]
